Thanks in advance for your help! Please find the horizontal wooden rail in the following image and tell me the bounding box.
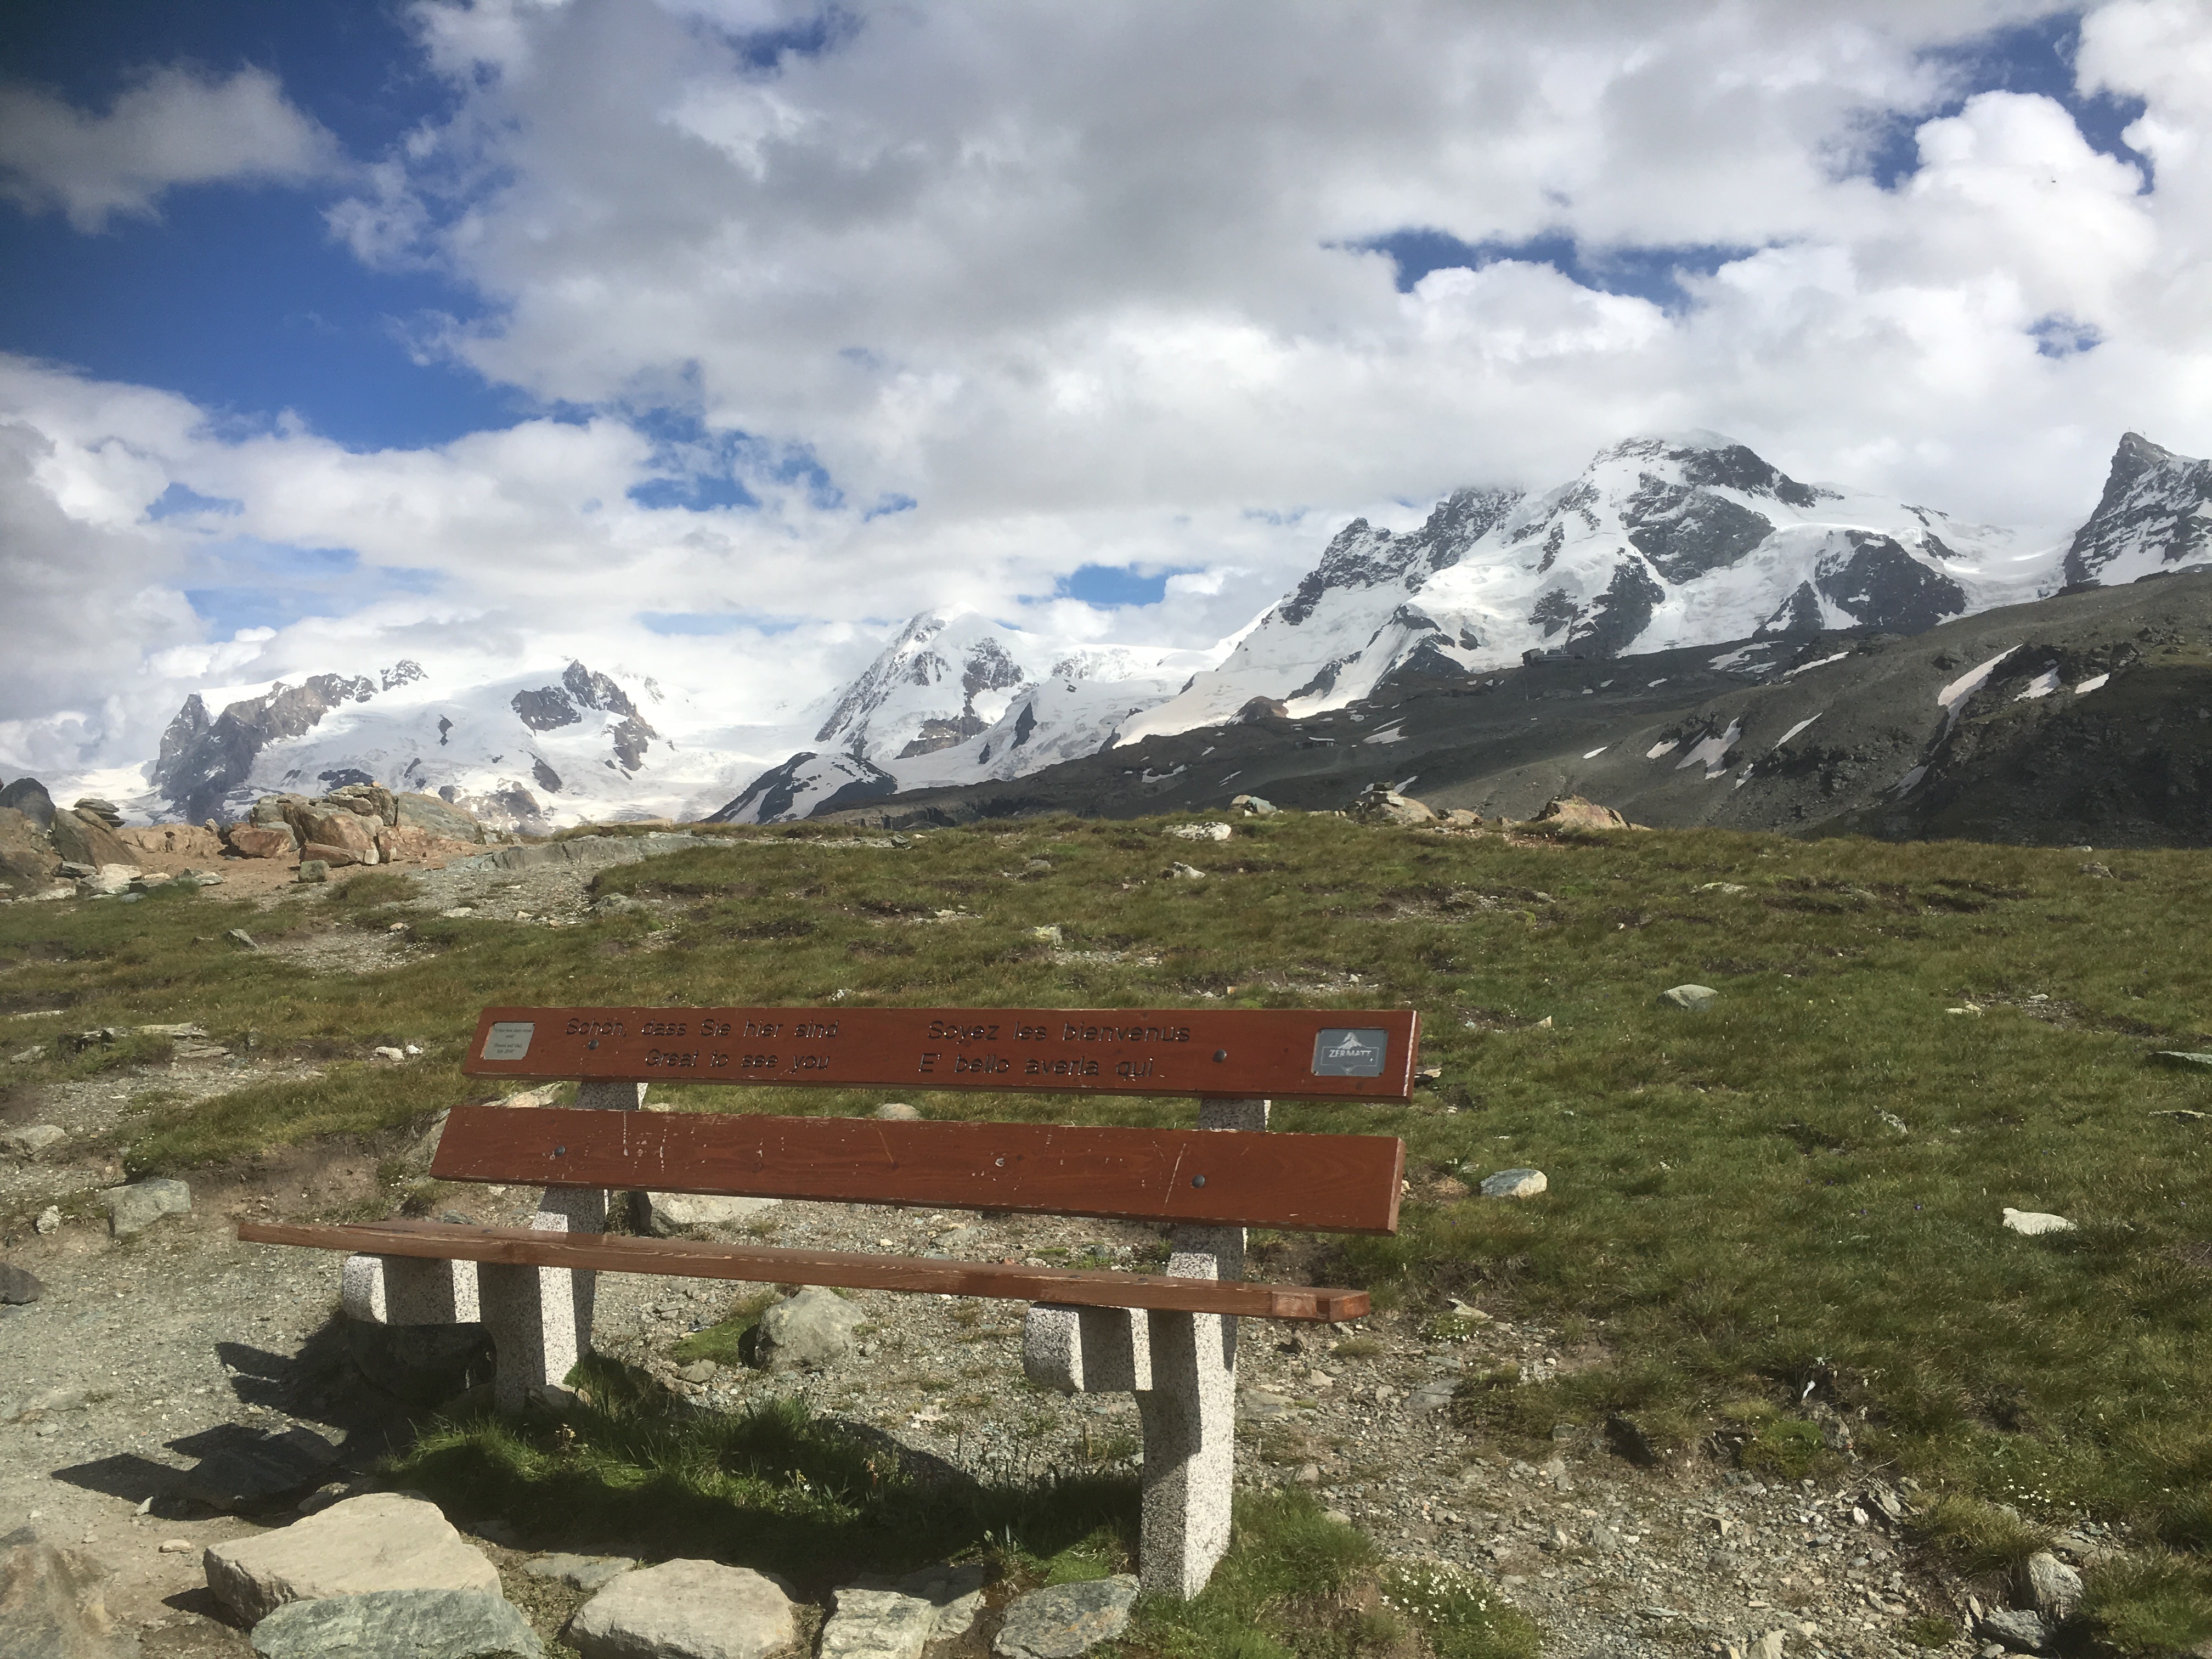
[430,1105,1403,1235]
[238,1220,1372,1322]
[461,1006,1419,1103]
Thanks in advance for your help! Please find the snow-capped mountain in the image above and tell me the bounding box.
[142,658,768,831]
[2062,432,2212,587]
[1118,432,2060,742]
[92,428,2212,830]
[706,608,1229,822]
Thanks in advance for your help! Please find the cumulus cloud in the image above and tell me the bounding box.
[0,65,337,230]
[10,1,2212,781]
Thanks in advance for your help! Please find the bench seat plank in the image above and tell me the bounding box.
[463,1006,1419,1102]
[431,1105,1404,1235]
[238,1219,1372,1322]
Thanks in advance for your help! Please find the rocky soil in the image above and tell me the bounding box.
[1,1041,2083,1659]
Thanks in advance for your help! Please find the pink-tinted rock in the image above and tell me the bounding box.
[226,825,298,860]
[117,824,225,860]
[304,811,378,854]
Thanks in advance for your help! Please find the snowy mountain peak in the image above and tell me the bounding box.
[2063,432,2212,587]
[811,607,1033,761]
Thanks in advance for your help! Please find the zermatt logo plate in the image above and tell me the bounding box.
[1311,1028,1387,1077]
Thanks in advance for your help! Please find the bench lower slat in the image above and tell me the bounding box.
[238,1219,1371,1323]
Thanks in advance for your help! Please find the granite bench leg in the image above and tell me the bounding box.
[1022,1096,1265,1600]
[341,1080,644,1413]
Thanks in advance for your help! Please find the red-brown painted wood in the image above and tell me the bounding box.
[428,1104,1403,1234]
[460,1006,1418,1102]
[237,1219,1371,1321]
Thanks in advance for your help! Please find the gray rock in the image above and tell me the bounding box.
[872,1102,922,1121]
[204,1493,502,1624]
[2154,1051,2212,1069]
[1658,984,1718,1010]
[0,1261,46,1305]
[72,799,121,826]
[753,1285,864,1371]
[639,1192,779,1238]
[1230,793,1278,816]
[49,811,132,870]
[1405,1378,1458,1413]
[590,892,645,916]
[297,860,329,884]
[992,1576,1138,1659]
[251,1590,540,1659]
[0,1528,139,1658]
[523,1555,633,1593]
[35,1206,60,1235]
[2001,1207,2075,1237]
[1977,1606,2050,1652]
[1747,1633,1786,1659]
[182,1425,342,1513]
[0,776,56,829]
[569,1559,795,1659]
[1,1124,64,1156]
[99,1177,191,1237]
[226,928,259,950]
[1346,785,1436,827]
[820,1564,986,1659]
[1237,1388,1292,1420]
[2022,1551,2083,1619]
[1480,1168,1547,1199]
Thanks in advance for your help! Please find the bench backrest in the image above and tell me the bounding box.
[455,1004,1417,1233]
[428,1105,1403,1233]
[462,1005,1419,1102]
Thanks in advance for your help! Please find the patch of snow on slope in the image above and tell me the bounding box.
[2074,672,2110,695]
[1770,715,1821,750]
[1938,647,2019,721]
[1645,738,1680,759]
[2016,667,2062,700]
[1675,720,1742,779]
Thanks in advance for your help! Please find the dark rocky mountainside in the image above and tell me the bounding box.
[815,571,2212,849]
[2063,432,2212,588]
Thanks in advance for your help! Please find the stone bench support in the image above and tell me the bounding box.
[1022,1096,1265,1600]
[342,1080,641,1410]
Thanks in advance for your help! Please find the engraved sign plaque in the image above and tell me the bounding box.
[1310,1028,1389,1077]
[462,1006,1418,1102]
[481,1021,536,1061]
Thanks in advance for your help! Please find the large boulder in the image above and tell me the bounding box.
[203,1493,502,1624]
[48,809,133,870]
[1524,795,1638,832]
[324,783,398,826]
[115,825,224,861]
[397,794,484,843]
[569,1560,795,1659]
[0,808,55,890]
[303,810,379,857]
[1346,785,1436,826]
[250,1590,540,1659]
[375,826,469,865]
[0,776,55,830]
[639,1192,780,1238]
[0,1528,138,1659]
[227,824,299,860]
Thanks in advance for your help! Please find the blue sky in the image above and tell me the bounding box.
[2,1,2206,779]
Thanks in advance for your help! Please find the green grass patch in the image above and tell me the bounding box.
[669,1291,779,1367]
[7,812,2212,1640]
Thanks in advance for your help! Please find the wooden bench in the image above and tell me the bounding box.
[239,1003,1416,1598]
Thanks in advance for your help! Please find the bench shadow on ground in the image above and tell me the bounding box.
[387,1352,1140,1600]
[51,1312,495,1521]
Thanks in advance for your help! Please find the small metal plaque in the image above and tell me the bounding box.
[1311,1028,1388,1077]
[482,1021,536,1061]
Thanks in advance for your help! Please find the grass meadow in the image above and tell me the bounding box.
[3,812,2209,1652]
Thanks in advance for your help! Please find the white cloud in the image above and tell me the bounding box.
[11,1,2212,781]
[0,66,338,230]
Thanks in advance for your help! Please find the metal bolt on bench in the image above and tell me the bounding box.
[241,1005,1416,1599]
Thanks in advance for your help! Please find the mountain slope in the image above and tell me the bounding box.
[2062,432,2212,587]
[808,570,2212,850]
[1118,432,2059,741]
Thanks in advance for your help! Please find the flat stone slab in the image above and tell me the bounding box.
[569,1559,795,1659]
[2002,1207,2076,1237]
[1,1124,65,1157]
[251,1589,541,1659]
[820,1564,986,1659]
[1657,984,1718,1011]
[992,1576,1139,1659]
[204,1493,502,1624]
